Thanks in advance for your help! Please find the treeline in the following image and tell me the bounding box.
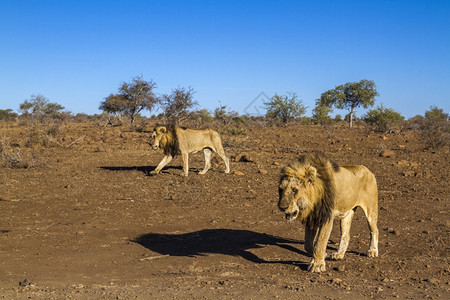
[1,76,448,138]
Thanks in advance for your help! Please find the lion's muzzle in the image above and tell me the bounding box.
[278,200,300,222]
[285,210,299,222]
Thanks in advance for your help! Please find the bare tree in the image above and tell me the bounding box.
[100,76,158,127]
[161,86,197,125]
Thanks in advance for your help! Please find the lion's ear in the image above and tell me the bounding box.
[158,127,167,133]
[305,166,317,179]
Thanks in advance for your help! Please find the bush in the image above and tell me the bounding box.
[19,94,69,123]
[214,104,239,125]
[312,101,333,125]
[0,109,18,121]
[363,105,404,132]
[264,92,306,124]
[161,86,197,125]
[0,137,28,168]
[421,106,449,150]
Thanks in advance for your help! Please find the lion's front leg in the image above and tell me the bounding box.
[308,219,334,273]
[151,155,173,175]
[181,152,189,176]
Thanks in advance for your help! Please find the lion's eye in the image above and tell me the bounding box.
[307,179,312,185]
[292,188,298,193]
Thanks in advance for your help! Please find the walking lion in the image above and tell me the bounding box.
[150,126,230,177]
[278,152,378,272]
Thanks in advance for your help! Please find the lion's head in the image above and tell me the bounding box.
[150,126,167,150]
[150,126,178,156]
[278,152,338,228]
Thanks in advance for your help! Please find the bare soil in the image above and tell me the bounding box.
[0,122,449,299]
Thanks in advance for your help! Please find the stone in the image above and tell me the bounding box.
[380,150,395,157]
[402,170,415,177]
[233,171,245,176]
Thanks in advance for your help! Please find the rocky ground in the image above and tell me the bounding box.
[0,121,448,299]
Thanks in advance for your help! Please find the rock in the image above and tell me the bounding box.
[337,265,345,272]
[235,154,253,162]
[396,160,409,166]
[0,195,11,201]
[402,170,415,177]
[272,162,280,166]
[425,278,440,286]
[258,169,268,175]
[380,150,395,157]
[233,171,245,176]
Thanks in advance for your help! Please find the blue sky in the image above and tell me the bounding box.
[0,0,449,118]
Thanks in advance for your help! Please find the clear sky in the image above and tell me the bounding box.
[1,0,449,118]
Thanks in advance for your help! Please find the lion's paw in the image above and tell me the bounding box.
[331,252,345,260]
[308,259,326,273]
[149,170,159,176]
[367,249,378,258]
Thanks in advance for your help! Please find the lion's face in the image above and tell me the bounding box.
[278,165,318,222]
[150,126,167,150]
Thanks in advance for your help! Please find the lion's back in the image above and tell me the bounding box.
[176,127,222,151]
[335,165,377,210]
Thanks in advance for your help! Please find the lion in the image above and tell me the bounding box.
[149,125,230,176]
[278,152,378,273]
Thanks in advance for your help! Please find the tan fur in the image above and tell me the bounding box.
[150,126,230,176]
[278,152,378,273]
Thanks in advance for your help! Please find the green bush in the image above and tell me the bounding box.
[264,92,306,124]
[421,106,449,150]
[0,109,18,121]
[363,105,404,132]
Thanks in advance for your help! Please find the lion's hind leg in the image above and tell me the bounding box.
[331,209,355,260]
[214,145,230,174]
[361,204,379,258]
[199,148,212,175]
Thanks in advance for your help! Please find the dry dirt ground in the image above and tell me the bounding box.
[0,121,449,299]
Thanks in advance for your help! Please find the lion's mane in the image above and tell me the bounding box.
[160,126,179,157]
[280,152,339,229]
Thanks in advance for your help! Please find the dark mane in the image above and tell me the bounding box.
[162,125,179,156]
[298,152,337,229]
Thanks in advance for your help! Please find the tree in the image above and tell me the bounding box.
[214,103,239,125]
[421,106,449,150]
[99,76,158,126]
[264,92,306,124]
[19,94,67,123]
[425,106,448,121]
[0,109,18,121]
[312,99,333,125]
[320,79,378,127]
[161,86,197,125]
[363,104,404,132]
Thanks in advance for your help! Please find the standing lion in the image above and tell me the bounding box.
[150,125,230,176]
[278,152,378,272]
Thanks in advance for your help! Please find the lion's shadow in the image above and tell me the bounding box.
[133,229,311,270]
[100,165,182,176]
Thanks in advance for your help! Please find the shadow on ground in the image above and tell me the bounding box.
[133,229,311,269]
[100,165,182,175]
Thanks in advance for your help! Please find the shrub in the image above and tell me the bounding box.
[0,137,27,168]
[214,104,239,125]
[421,106,449,150]
[19,94,69,123]
[0,109,18,121]
[161,86,197,125]
[264,92,306,124]
[363,105,404,132]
